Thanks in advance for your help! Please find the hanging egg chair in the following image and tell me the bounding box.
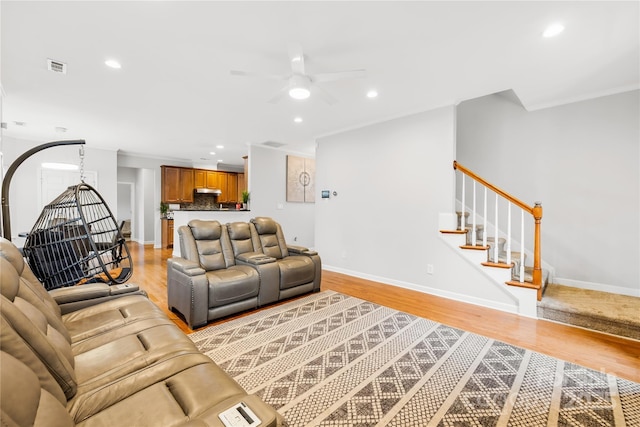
[23,182,133,290]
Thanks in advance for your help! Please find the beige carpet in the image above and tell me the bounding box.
[538,284,640,340]
[191,291,639,426]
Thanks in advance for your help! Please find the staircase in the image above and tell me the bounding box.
[443,161,638,340]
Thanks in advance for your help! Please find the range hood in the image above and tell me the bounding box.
[195,187,222,195]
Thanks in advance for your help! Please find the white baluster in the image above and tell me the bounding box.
[507,202,511,265]
[494,194,499,263]
[520,210,525,282]
[461,174,466,231]
[472,181,476,245]
[483,187,487,247]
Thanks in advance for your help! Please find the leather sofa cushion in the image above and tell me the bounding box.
[62,295,168,344]
[252,217,278,234]
[259,234,283,259]
[227,222,254,256]
[194,239,226,271]
[0,351,75,427]
[278,256,315,289]
[207,265,259,307]
[189,220,222,240]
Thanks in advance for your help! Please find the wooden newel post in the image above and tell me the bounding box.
[532,201,543,299]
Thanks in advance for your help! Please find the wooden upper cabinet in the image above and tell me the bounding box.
[206,171,218,189]
[194,169,206,188]
[227,173,238,203]
[161,166,194,203]
[217,172,229,202]
[237,173,246,202]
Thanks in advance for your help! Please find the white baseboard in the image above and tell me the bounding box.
[553,277,640,297]
[323,265,518,315]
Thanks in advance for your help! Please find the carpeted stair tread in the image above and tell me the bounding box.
[538,284,640,340]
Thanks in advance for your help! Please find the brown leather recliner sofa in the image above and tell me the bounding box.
[0,237,281,427]
[168,217,321,329]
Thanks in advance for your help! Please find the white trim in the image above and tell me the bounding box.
[522,84,640,112]
[552,278,640,297]
[322,264,518,315]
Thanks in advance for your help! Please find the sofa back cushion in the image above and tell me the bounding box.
[179,220,236,271]
[188,220,232,271]
[0,256,78,399]
[227,222,257,257]
[0,351,74,427]
[250,217,289,259]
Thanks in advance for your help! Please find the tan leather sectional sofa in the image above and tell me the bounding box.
[168,217,321,329]
[0,237,281,426]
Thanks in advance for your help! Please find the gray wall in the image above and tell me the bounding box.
[248,144,316,249]
[314,106,519,311]
[456,90,639,296]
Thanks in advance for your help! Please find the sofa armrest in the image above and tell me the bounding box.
[236,252,277,265]
[287,245,318,256]
[167,257,209,329]
[168,257,206,276]
[50,282,145,314]
[49,283,111,304]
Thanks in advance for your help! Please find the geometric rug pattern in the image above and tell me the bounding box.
[190,291,640,426]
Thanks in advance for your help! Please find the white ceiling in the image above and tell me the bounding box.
[2,1,638,167]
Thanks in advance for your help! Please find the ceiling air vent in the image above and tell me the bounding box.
[262,141,286,148]
[47,59,67,74]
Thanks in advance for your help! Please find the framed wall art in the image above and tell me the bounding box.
[286,155,315,203]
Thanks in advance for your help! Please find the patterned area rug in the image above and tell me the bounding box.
[190,290,640,426]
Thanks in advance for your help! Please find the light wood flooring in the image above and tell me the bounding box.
[128,242,640,383]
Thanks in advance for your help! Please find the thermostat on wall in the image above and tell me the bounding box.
[218,402,261,427]
[321,190,330,199]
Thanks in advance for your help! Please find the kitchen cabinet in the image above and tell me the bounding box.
[237,173,246,202]
[194,169,219,190]
[194,169,206,188]
[217,172,229,202]
[227,173,238,203]
[161,219,174,248]
[161,166,194,203]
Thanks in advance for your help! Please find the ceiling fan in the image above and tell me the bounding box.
[230,42,366,105]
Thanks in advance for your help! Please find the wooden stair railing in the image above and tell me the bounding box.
[447,161,544,300]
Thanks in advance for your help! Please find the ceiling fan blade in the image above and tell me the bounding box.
[312,69,366,83]
[230,70,287,80]
[287,42,306,75]
[313,85,338,105]
[267,85,289,104]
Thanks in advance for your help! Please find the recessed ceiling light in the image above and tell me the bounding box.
[543,23,565,38]
[294,117,303,123]
[217,159,223,163]
[367,90,379,99]
[105,59,122,69]
[209,151,216,155]
[216,145,224,149]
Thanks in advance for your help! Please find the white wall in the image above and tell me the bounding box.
[1,136,117,245]
[456,90,640,296]
[315,106,519,311]
[117,153,191,247]
[248,144,316,248]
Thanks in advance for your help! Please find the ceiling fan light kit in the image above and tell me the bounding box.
[231,42,366,104]
[288,75,311,100]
